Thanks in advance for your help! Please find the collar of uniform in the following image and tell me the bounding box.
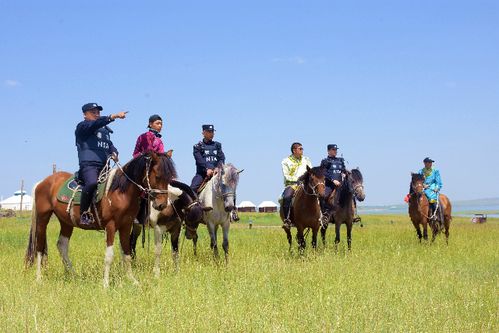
[289,155,302,162]
[203,139,213,144]
[149,129,162,138]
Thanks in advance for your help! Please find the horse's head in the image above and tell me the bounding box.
[147,152,177,211]
[301,166,326,198]
[215,163,243,212]
[411,172,425,195]
[349,168,365,202]
[110,152,176,211]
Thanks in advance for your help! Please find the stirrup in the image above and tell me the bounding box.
[80,211,95,225]
[321,212,330,224]
[282,218,292,230]
[230,210,240,222]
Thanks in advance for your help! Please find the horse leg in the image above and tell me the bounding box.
[222,221,230,265]
[444,215,450,245]
[321,224,328,247]
[346,221,352,251]
[285,227,292,252]
[192,232,198,256]
[130,223,142,259]
[311,227,318,250]
[153,224,167,277]
[414,222,423,242]
[207,222,219,259]
[35,211,52,282]
[118,223,139,286]
[422,219,429,241]
[103,222,116,288]
[57,223,75,275]
[170,225,180,273]
[334,222,341,253]
[296,227,305,255]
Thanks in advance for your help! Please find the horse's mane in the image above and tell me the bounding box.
[110,152,177,193]
[411,173,424,182]
[218,163,240,188]
[298,166,325,185]
[351,168,363,183]
[170,180,198,201]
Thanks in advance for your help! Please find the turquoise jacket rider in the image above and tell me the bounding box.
[418,168,442,203]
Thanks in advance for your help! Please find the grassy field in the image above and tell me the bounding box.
[0,212,497,332]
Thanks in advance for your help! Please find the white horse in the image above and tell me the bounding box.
[199,163,242,262]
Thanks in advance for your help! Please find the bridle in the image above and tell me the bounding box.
[115,156,169,199]
[300,178,325,197]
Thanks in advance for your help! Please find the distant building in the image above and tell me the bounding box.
[237,201,256,212]
[0,190,33,211]
[258,200,278,213]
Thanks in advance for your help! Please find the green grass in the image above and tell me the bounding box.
[0,213,497,332]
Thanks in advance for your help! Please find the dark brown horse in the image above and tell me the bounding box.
[408,173,452,243]
[321,168,365,251]
[25,152,175,287]
[280,166,326,253]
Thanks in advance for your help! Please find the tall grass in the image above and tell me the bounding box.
[0,213,497,332]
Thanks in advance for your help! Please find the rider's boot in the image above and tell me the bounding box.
[282,203,292,230]
[80,211,94,225]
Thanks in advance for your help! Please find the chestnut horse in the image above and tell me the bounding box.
[408,173,452,243]
[25,152,175,287]
[280,166,326,253]
[320,168,365,251]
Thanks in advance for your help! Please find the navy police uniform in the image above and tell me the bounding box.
[319,144,346,214]
[190,124,225,192]
[75,103,118,216]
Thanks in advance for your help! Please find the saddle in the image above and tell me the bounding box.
[56,175,107,205]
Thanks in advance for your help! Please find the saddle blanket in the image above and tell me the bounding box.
[56,174,108,205]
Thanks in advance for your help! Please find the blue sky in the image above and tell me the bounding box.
[1,1,498,206]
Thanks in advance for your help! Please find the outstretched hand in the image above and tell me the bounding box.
[111,111,128,120]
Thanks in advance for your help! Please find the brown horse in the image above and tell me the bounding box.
[408,173,452,243]
[280,166,326,253]
[25,152,175,287]
[321,168,365,251]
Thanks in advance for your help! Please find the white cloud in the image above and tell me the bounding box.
[4,80,21,87]
[271,56,307,65]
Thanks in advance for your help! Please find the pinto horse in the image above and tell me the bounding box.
[25,152,175,287]
[321,168,365,251]
[199,163,242,263]
[408,173,452,243]
[129,180,206,276]
[280,166,326,253]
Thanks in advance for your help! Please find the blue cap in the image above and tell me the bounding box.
[82,103,103,112]
[327,144,338,150]
[202,124,215,131]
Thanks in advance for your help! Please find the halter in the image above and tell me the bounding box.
[212,170,236,200]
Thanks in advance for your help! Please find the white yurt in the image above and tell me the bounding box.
[0,190,33,211]
[237,201,256,212]
[258,200,278,213]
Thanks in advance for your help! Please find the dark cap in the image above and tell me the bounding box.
[423,157,434,163]
[202,124,215,131]
[148,114,162,123]
[327,144,338,150]
[82,103,103,112]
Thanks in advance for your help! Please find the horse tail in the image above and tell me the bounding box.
[25,181,41,267]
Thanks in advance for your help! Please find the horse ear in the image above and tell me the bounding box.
[306,165,311,171]
[237,169,244,174]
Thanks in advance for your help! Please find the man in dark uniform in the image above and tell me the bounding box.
[190,124,239,221]
[75,103,127,225]
[319,144,346,223]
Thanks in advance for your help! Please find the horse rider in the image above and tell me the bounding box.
[281,142,312,230]
[319,144,346,224]
[190,124,239,221]
[132,114,174,225]
[419,157,443,221]
[76,103,127,225]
